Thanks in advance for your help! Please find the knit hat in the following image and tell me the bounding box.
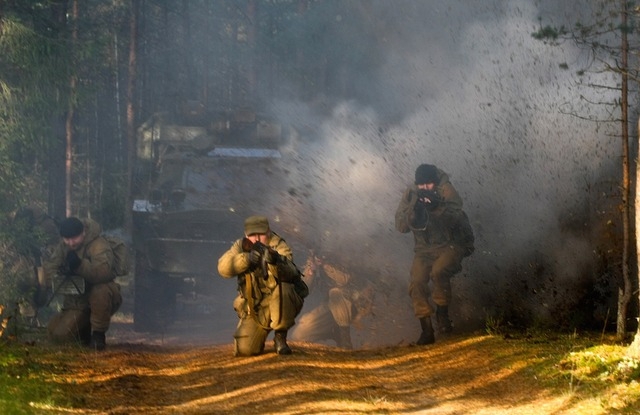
[59,217,84,238]
[244,215,270,235]
[414,164,439,185]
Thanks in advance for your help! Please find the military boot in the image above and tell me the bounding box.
[336,326,353,350]
[274,330,292,355]
[78,324,92,346]
[436,305,453,334]
[416,317,435,345]
[90,331,106,351]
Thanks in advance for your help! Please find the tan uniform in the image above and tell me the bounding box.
[43,219,122,343]
[290,259,368,348]
[218,232,304,356]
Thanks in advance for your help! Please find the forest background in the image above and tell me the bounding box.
[1,0,640,350]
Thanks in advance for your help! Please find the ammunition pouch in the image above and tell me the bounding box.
[293,276,309,299]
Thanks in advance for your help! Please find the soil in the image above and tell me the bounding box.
[20,277,617,415]
[35,316,607,415]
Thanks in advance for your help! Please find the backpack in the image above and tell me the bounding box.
[454,211,475,257]
[104,235,131,276]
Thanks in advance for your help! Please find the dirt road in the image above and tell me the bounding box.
[37,329,611,415]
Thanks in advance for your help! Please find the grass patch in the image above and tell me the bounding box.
[516,331,640,413]
[0,340,74,414]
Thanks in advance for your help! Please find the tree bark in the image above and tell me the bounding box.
[47,0,69,221]
[630,115,640,357]
[616,0,632,341]
[65,0,79,217]
[124,0,139,234]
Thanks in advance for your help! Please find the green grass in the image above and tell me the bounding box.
[0,341,73,414]
[510,331,640,412]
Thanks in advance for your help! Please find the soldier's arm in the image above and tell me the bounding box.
[218,239,251,278]
[76,237,114,284]
[43,243,65,281]
[271,239,300,282]
[395,187,416,233]
[301,255,319,290]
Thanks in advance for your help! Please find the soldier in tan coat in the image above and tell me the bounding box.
[218,216,307,356]
[289,253,374,349]
[43,217,122,350]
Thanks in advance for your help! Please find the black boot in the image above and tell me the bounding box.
[336,326,353,350]
[90,331,106,351]
[274,330,292,355]
[436,305,453,334]
[416,317,435,345]
[78,324,92,346]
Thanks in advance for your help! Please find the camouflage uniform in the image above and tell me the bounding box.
[218,229,304,356]
[43,219,122,344]
[395,166,473,337]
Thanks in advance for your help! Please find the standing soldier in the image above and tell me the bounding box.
[218,215,307,356]
[395,164,474,345]
[43,217,123,350]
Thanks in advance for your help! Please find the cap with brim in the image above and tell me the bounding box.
[59,217,84,238]
[244,215,270,235]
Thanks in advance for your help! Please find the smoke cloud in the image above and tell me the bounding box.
[268,0,621,346]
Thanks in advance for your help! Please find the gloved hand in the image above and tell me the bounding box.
[416,189,442,211]
[409,202,428,230]
[65,250,82,272]
[263,248,281,265]
[241,237,254,252]
[247,249,262,267]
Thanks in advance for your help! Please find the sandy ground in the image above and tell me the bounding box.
[37,330,616,415]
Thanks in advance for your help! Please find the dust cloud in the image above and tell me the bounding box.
[266,0,621,346]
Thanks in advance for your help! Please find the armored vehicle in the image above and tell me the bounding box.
[132,108,305,332]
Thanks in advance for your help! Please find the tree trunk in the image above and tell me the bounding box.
[65,0,79,217]
[124,0,139,234]
[47,0,69,221]
[629,115,640,357]
[616,0,632,341]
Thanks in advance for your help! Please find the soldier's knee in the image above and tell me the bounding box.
[234,318,267,356]
[47,309,90,343]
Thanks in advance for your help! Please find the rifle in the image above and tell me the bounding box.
[242,238,272,280]
[44,266,85,307]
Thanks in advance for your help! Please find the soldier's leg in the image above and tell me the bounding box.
[268,282,304,331]
[234,316,268,356]
[430,246,463,307]
[431,246,464,333]
[47,295,90,344]
[267,283,304,354]
[289,303,337,343]
[409,255,436,345]
[87,281,122,332]
[409,255,435,318]
[87,281,122,350]
[328,287,353,349]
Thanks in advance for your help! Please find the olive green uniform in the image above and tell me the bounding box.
[43,219,122,343]
[395,169,469,319]
[218,233,304,356]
